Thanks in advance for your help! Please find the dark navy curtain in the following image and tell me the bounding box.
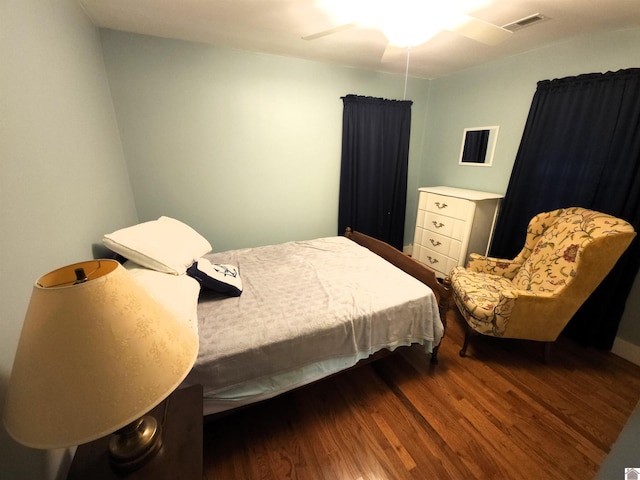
[338,95,413,250]
[490,68,640,349]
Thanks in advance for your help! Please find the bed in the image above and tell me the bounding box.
[102,218,450,416]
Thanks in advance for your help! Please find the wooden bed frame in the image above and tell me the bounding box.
[201,229,452,419]
[344,228,451,363]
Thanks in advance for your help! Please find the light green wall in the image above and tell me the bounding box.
[1,1,138,478]
[420,27,640,194]
[100,30,432,251]
[418,27,640,345]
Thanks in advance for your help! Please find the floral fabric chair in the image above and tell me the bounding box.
[450,207,636,360]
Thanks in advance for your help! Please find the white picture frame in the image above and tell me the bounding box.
[458,125,499,167]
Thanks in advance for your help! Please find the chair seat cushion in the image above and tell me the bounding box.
[450,266,514,335]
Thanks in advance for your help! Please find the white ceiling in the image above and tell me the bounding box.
[79,0,640,79]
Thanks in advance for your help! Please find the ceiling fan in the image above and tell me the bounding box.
[303,2,512,61]
[303,1,512,99]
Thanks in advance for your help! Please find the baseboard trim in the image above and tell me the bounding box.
[612,336,640,366]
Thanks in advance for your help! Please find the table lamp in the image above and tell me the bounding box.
[3,259,199,472]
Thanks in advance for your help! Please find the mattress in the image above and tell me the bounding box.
[181,236,443,414]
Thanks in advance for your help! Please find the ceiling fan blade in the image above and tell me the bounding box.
[448,15,512,46]
[302,22,358,41]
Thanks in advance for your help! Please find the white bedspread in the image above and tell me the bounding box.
[183,236,443,411]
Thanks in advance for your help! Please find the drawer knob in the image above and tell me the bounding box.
[430,239,442,247]
[432,221,445,229]
[426,256,439,265]
[435,202,448,209]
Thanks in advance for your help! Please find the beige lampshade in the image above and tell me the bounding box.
[3,259,199,449]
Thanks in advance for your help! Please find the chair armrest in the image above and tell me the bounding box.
[494,290,569,341]
[466,253,522,279]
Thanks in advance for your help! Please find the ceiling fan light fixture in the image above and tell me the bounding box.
[381,17,442,48]
[310,0,508,49]
[317,0,490,31]
[383,29,439,48]
[376,2,478,48]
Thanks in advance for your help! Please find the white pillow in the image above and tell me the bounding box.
[103,216,212,275]
[124,261,201,335]
[187,258,243,297]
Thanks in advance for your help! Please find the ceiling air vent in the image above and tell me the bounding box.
[502,13,548,32]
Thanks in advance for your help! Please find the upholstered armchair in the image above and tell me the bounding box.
[450,207,636,361]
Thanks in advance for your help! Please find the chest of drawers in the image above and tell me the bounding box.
[412,186,503,278]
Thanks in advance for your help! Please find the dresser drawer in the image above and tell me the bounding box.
[412,244,457,278]
[415,208,425,230]
[417,228,462,259]
[424,212,466,240]
[423,193,471,221]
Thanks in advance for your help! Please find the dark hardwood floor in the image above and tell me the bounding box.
[202,304,640,479]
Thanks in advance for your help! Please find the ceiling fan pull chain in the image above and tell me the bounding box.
[403,46,411,100]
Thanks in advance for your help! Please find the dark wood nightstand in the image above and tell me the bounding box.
[67,384,203,480]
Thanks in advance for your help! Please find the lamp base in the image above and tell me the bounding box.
[108,415,163,472]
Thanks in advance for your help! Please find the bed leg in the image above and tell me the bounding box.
[430,345,439,364]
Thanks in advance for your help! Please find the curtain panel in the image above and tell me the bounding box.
[338,95,413,250]
[490,68,640,349]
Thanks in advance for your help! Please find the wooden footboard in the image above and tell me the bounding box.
[345,228,451,362]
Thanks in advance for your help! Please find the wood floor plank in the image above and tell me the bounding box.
[371,361,474,479]
[203,305,640,479]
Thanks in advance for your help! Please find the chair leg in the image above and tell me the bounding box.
[460,328,471,357]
